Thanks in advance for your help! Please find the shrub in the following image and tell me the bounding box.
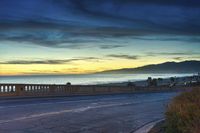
[165,87,200,133]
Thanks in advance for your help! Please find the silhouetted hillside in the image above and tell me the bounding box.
[99,60,200,74]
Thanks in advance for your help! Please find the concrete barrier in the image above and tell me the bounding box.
[0,84,135,97]
[1,83,194,98]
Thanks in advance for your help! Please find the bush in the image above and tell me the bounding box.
[165,87,200,133]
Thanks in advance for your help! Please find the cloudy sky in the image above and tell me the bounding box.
[0,0,200,75]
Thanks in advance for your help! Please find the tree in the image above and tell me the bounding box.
[127,82,136,87]
[170,77,175,83]
[66,82,71,85]
[158,78,163,81]
[158,78,163,85]
[152,78,158,87]
[147,77,152,87]
[147,77,157,87]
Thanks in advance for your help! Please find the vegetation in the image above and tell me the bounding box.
[147,77,158,87]
[66,82,71,85]
[165,87,200,133]
[127,82,136,87]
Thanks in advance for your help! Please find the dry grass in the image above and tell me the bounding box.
[165,87,200,133]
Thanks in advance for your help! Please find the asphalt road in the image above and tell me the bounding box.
[0,92,177,133]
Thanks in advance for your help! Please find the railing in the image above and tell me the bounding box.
[0,84,135,97]
[0,84,16,93]
[1,83,189,98]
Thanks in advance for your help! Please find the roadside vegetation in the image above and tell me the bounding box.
[165,87,200,133]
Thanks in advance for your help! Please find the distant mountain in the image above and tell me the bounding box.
[98,60,200,74]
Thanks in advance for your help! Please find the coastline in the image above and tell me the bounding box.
[99,74,199,87]
[0,73,197,85]
[1,74,199,99]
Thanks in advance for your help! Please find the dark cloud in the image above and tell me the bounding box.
[146,52,200,56]
[0,57,100,65]
[63,0,200,35]
[131,36,200,43]
[0,30,127,49]
[173,57,184,61]
[0,0,199,48]
[69,0,200,8]
[173,56,200,61]
[7,60,67,64]
[99,44,125,49]
[107,54,139,60]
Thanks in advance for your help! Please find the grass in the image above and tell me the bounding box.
[165,87,200,133]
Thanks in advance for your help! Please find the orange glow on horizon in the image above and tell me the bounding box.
[0,58,171,76]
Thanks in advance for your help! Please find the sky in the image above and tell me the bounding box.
[0,0,200,76]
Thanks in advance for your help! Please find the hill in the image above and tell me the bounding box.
[99,60,200,74]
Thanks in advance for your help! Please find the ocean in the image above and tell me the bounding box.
[0,73,194,85]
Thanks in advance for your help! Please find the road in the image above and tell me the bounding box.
[0,92,177,133]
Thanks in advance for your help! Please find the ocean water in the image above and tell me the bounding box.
[0,73,194,85]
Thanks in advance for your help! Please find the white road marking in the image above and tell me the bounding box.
[0,102,136,124]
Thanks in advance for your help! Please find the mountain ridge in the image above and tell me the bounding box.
[98,60,200,74]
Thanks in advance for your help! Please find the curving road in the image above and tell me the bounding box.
[0,92,177,133]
